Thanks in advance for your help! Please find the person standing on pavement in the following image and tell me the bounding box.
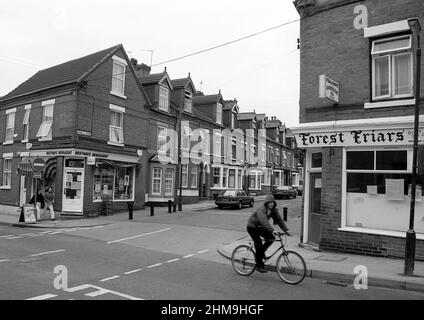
[247,193,291,273]
[30,189,45,221]
[44,187,56,221]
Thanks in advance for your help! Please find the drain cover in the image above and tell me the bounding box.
[314,255,348,262]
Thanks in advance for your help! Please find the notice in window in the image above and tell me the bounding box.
[367,185,378,195]
[315,178,322,189]
[385,179,404,200]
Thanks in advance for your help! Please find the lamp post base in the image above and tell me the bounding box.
[404,229,416,275]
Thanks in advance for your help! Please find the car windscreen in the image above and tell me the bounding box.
[222,190,237,197]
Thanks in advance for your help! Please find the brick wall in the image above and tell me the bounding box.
[319,147,424,260]
[298,0,424,123]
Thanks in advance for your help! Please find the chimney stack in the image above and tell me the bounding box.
[133,62,151,78]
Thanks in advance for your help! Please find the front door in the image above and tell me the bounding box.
[308,173,322,244]
[63,169,84,213]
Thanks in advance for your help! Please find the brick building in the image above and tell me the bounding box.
[292,0,424,259]
[0,45,149,216]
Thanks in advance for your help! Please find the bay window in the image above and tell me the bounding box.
[152,168,162,195]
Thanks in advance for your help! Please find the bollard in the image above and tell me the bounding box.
[150,205,154,217]
[127,201,134,220]
[178,202,182,212]
[168,200,172,213]
[283,206,288,222]
[173,203,177,212]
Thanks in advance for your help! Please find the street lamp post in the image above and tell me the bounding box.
[404,18,421,275]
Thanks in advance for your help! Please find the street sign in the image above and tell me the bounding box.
[33,171,42,179]
[32,158,45,172]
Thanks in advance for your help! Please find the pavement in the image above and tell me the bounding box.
[1,194,424,295]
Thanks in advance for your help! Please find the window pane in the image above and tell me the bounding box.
[228,169,236,188]
[114,167,134,200]
[93,165,114,201]
[374,56,389,97]
[376,150,407,171]
[346,151,374,170]
[311,153,322,168]
[347,172,411,194]
[394,54,412,95]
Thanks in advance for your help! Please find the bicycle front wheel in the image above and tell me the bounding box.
[276,250,307,284]
[231,245,256,276]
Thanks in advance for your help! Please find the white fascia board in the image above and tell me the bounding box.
[109,104,126,113]
[364,20,410,38]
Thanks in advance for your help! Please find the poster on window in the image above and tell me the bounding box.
[367,185,378,195]
[95,183,101,193]
[385,179,405,200]
[124,175,130,186]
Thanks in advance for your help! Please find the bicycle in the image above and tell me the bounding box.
[231,231,307,285]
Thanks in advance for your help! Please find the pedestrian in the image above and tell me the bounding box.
[29,189,45,221]
[246,193,291,273]
[44,187,56,221]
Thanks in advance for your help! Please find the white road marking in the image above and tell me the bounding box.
[197,249,209,254]
[106,228,171,244]
[183,254,195,258]
[124,269,142,275]
[166,258,180,263]
[26,294,58,300]
[146,263,162,268]
[85,288,109,297]
[0,235,14,238]
[0,259,11,263]
[5,236,23,239]
[48,231,62,235]
[30,249,66,257]
[99,275,120,282]
[17,233,36,236]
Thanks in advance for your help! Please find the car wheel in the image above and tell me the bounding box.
[217,205,223,209]
[238,201,243,210]
[249,200,254,207]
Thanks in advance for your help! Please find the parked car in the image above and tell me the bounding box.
[215,190,254,209]
[292,185,303,196]
[273,186,297,199]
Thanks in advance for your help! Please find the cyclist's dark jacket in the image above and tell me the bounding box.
[247,194,288,234]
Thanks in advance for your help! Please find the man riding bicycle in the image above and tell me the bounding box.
[247,193,291,273]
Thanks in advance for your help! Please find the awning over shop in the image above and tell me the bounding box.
[17,161,33,177]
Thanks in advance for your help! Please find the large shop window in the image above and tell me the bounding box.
[93,164,134,201]
[345,149,424,233]
[371,35,413,100]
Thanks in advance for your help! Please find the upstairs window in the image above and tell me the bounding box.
[111,57,126,97]
[109,106,124,145]
[159,86,169,112]
[2,158,12,188]
[4,109,15,144]
[184,90,192,113]
[216,103,223,124]
[22,106,30,142]
[36,101,54,141]
[372,35,413,100]
[157,126,167,154]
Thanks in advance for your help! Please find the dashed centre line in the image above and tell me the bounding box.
[99,275,120,282]
[30,249,66,257]
[27,294,58,300]
[0,259,11,263]
[106,228,171,244]
[197,249,209,254]
[146,263,162,268]
[166,258,180,263]
[183,254,195,259]
[124,269,143,275]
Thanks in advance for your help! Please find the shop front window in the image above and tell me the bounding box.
[93,164,134,201]
[228,169,236,188]
[345,148,424,234]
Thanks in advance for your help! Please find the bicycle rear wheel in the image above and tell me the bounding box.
[231,245,256,276]
[276,250,306,284]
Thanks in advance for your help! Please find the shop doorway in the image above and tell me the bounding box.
[308,173,322,245]
[63,168,84,213]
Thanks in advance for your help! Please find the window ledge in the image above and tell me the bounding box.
[110,91,127,100]
[21,139,28,143]
[364,99,415,109]
[338,227,424,240]
[0,186,11,190]
[3,141,13,145]
[38,137,52,142]
[107,141,125,147]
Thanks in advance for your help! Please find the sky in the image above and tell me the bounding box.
[0,0,301,127]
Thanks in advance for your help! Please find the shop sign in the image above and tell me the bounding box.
[319,75,339,103]
[87,156,96,165]
[33,171,42,179]
[76,130,92,137]
[32,158,45,172]
[295,127,424,148]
